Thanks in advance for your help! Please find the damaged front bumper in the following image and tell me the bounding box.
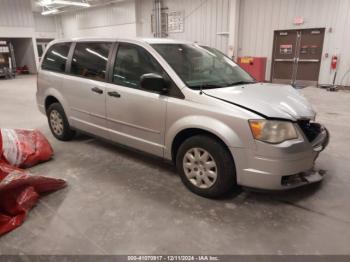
[281,125,329,188]
[281,169,324,187]
[232,122,330,190]
[310,125,330,153]
[298,120,330,153]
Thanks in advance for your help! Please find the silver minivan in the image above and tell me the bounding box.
[37,38,329,198]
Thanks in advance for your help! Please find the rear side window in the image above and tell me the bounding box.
[70,42,112,81]
[113,43,165,88]
[42,42,71,73]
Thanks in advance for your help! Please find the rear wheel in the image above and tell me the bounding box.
[47,103,75,141]
[176,135,237,198]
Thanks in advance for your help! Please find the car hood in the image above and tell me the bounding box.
[203,83,315,121]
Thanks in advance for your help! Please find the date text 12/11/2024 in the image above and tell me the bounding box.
[127,255,220,261]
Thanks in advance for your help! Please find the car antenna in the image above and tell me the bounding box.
[199,81,203,95]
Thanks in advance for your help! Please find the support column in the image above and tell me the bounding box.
[227,0,241,61]
[154,0,162,38]
[31,37,39,73]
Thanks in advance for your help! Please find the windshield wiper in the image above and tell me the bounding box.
[189,84,225,90]
[227,81,256,86]
[189,81,256,90]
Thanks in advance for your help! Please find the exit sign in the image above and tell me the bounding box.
[293,17,304,25]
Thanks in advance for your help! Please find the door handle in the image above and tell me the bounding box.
[108,91,121,98]
[91,87,103,94]
[298,59,320,63]
[275,59,294,62]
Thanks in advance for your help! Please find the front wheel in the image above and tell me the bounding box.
[176,135,237,198]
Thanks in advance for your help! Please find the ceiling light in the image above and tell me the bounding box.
[41,9,58,15]
[38,0,53,6]
[53,1,90,7]
[38,0,90,7]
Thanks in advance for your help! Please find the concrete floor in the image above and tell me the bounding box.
[0,75,350,255]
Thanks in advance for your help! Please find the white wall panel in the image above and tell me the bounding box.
[135,0,153,37]
[0,0,34,28]
[135,0,230,52]
[60,0,137,38]
[161,0,230,52]
[0,26,35,38]
[33,13,57,33]
[78,1,136,29]
[238,0,350,85]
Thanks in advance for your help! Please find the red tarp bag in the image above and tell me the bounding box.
[0,129,53,168]
[0,161,66,235]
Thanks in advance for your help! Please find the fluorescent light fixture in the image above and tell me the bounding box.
[54,0,90,7]
[39,0,90,7]
[41,8,58,15]
[38,0,53,6]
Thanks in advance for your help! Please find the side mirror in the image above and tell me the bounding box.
[140,73,168,93]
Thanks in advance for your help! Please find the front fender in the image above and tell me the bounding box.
[165,115,244,160]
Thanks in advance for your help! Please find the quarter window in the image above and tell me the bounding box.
[70,42,112,81]
[42,43,71,73]
[113,43,164,88]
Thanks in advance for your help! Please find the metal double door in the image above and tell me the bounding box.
[271,28,325,87]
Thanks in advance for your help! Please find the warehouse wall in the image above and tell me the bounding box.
[163,0,230,53]
[60,0,138,38]
[58,0,232,53]
[135,0,153,38]
[0,0,34,27]
[135,0,230,53]
[0,0,35,38]
[33,13,59,39]
[238,0,350,86]
[0,0,39,72]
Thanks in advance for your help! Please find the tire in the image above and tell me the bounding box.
[47,102,75,141]
[176,135,237,198]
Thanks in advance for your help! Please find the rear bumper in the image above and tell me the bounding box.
[231,125,329,190]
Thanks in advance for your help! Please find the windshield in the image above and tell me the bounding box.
[152,43,255,90]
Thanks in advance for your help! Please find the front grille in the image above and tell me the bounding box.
[297,120,322,142]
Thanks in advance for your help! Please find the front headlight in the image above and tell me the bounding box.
[249,120,298,144]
